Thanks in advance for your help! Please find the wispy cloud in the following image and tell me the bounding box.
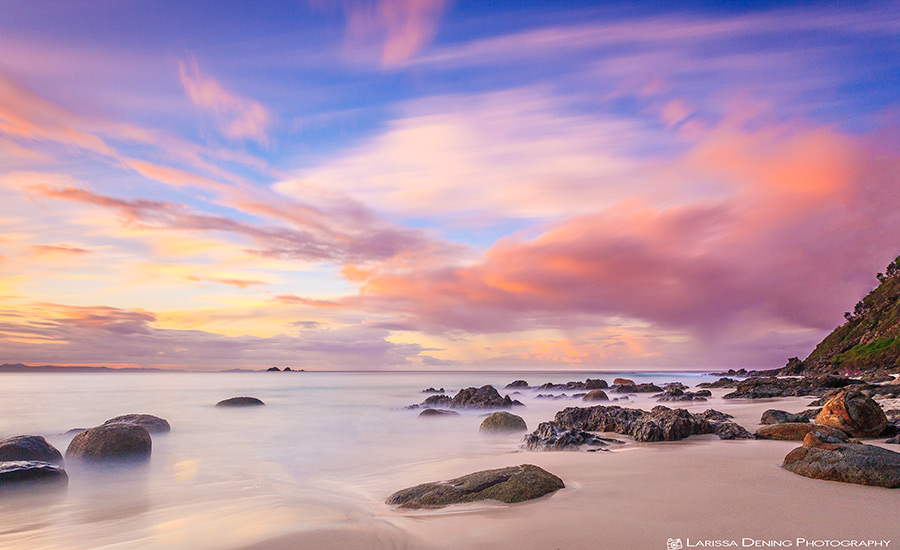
[178,59,273,144]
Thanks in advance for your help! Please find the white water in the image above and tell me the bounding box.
[0,371,716,549]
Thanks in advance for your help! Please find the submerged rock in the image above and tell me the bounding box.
[612,383,663,394]
[215,397,265,407]
[65,424,152,462]
[756,423,848,442]
[419,408,459,417]
[527,405,752,443]
[724,375,857,399]
[654,387,708,402]
[581,389,609,402]
[522,422,623,451]
[782,433,900,488]
[613,378,635,386]
[584,379,608,389]
[0,435,63,465]
[103,414,170,434]
[422,387,445,393]
[450,386,523,409]
[760,410,809,425]
[480,412,527,433]
[505,380,529,388]
[0,461,68,487]
[385,464,564,509]
[815,390,888,438]
[697,377,738,389]
[422,394,452,408]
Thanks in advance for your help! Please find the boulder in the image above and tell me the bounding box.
[0,435,63,465]
[419,408,459,417]
[103,414,170,434]
[505,380,529,388]
[782,433,900,488]
[385,464,564,509]
[422,387,445,393]
[613,378,635,386]
[584,379,608,389]
[480,412,527,433]
[756,423,849,442]
[450,386,522,409]
[215,396,265,407]
[613,383,663,393]
[654,387,708,402]
[0,461,68,488]
[65,424,152,462]
[422,394,452,408]
[815,391,888,438]
[760,410,809,425]
[581,389,609,402]
[522,422,624,451]
[266,367,281,372]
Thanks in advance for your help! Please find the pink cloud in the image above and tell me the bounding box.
[178,60,273,144]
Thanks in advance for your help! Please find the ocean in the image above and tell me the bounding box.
[0,370,718,549]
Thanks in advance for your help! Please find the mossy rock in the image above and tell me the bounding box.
[479,411,527,432]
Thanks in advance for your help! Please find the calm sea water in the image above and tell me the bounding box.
[0,371,716,550]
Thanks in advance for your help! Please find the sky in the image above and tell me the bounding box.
[1,0,899,371]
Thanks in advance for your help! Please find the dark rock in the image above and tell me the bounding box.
[724,375,857,399]
[65,424,152,462]
[480,412,527,433]
[698,377,738,389]
[215,396,265,407]
[760,410,808,425]
[612,383,663,394]
[505,380,529,388]
[584,379,608,389]
[782,432,900,488]
[0,461,68,487]
[756,423,849,442]
[709,368,749,377]
[815,390,888,437]
[422,394,452,408]
[385,464,564,509]
[422,387,445,393]
[266,367,281,372]
[0,436,63,465]
[613,378,635,386]
[522,422,623,451]
[283,367,293,372]
[531,405,751,443]
[103,414,170,434]
[797,408,822,421]
[694,390,712,397]
[697,409,733,422]
[654,387,708,402]
[450,386,522,409]
[713,422,755,440]
[419,409,459,417]
[581,389,609,402]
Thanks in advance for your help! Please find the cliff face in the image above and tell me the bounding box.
[782,256,900,375]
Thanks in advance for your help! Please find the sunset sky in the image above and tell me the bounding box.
[1,1,899,370]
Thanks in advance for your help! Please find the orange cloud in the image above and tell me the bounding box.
[178,60,272,144]
[30,244,91,255]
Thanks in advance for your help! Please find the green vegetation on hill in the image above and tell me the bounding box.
[783,256,900,375]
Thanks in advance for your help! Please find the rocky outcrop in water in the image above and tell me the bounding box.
[654,387,710,402]
[505,380,529,388]
[723,375,857,399]
[535,379,608,391]
[0,461,68,488]
[756,423,849,441]
[525,405,753,443]
[522,422,624,451]
[450,386,523,409]
[0,435,63,465]
[480,412,527,433]
[103,414,170,434]
[814,390,888,437]
[760,410,809,425]
[215,397,265,407]
[782,432,900,488]
[385,464,564,509]
[419,408,459,417]
[581,389,609,402]
[65,424,152,462]
[612,383,663,394]
[422,387,445,393]
[697,377,738,389]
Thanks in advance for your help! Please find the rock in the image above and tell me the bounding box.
[693,389,712,397]
[782,433,900,488]
[0,435,63,465]
[724,375,857,399]
[760,410,808,425]
[581,389,609,402]
[522,422,623,451]
[698,377,739,389]
[103,414,170,434]
[422,387,445,393]
[0,461,68,487]
[419,408,459,417]
[215,396,265,407]
[815,390,888,438]
[480,412,527,432]
[709,368,749,377]
[63,428,86,435]
[756,423,849,441]
[385,464,564,509]
[654,387,708,402]
[613,383,663,393]
[283,367,293,372]
[533,405,752,442]
[450,386,522,409]
[421,394,452,408]
[613,378,635,386]
[797,408,822,421]
[697,409,733,422]
[266,367,281,372]
[584,379,608,389]
[505,380,529,388]
[65,424,152,462]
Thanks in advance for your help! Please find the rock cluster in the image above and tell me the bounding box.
[412,386,524,410]
[522,423,624,451]
[723,375,857,399]
[385,464,564,509]
[814,390,887,438]
[782,432,900,488]
[0,435,67,489]
[654,387,710,402]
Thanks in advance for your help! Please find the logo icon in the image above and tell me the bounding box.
[666,539,683,550]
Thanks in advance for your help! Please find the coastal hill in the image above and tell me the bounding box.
[782,255,900,376]
[0,363,165,373]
